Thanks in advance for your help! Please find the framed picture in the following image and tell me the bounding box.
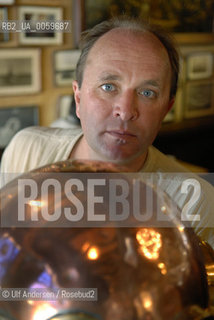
[54,49,81,86]
[79,0,214,36]
[184,81,214,118]
[0,49,41,96]
[186,52,214,80]
[18,6,63,45]
[0,0,14,4]
[0,106,39,149]
[0,7,9,42]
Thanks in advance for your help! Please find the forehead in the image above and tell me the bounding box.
[86,28,171,69]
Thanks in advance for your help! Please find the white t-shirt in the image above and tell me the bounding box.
[1,126,214,248]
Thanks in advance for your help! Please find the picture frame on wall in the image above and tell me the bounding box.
[0,105,39,149]
[184,80,214,118]
[0,0,14,4]
[186,52,214,80]
[0,49,41,96]
[54,49,81,86]
[80,0,214,42]
[18,6,63,45]
[0,7,9,42]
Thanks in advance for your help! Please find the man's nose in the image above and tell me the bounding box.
[112,91,139,121]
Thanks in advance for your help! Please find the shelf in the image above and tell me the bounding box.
[155,116,214,171]
[160,116,214,136]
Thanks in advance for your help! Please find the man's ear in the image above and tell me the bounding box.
[72,80,81,118]
[165,98,175,116]
[168,98,175,111]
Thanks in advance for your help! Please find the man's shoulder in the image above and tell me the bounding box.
[14,125,82,141]
[0,126,82,181]
[143,147,214,248]
[146,146,214,192]
[6,126,83,161]
[5,126,83,156]
[144,146,189,173]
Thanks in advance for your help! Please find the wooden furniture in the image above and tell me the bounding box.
[154,116,214,172]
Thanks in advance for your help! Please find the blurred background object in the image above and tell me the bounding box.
[1,159,214,319]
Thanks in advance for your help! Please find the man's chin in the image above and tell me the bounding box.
[104,150,146,166]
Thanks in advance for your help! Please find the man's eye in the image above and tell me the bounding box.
[101,83,116,92]
[139,89,156,98]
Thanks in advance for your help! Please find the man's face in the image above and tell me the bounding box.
[73,28,174,165]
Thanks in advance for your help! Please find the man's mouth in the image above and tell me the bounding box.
[106,130,136,143]
[106,130,136,140]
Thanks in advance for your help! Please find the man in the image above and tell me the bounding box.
[0,16,178,175]
[1,16,214,247]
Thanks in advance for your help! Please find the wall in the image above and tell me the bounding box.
[0,0,74,126]
[1,1,214,171]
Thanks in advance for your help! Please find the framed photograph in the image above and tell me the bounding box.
[0,0,14,4]
[186,52,214,80]
[184,81,214,118]
[18,6,63,45]
[0,7,9,42]
[54,49,81,86]
[71,1,214,46]
[79,0,214,34]
[0,106,39,148]
[0,49,41,96]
